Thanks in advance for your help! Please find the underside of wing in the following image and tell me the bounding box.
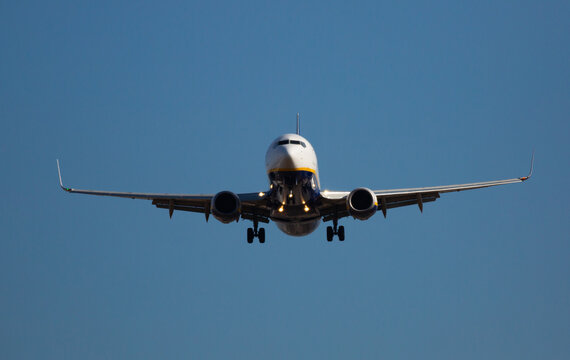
[151,193,272,221]
[318,153,533,221]
[57,160,270,222]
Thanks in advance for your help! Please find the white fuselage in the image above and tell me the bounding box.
[265,134,322,236]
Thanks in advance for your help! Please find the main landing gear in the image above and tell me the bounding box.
[247,219,265,244]
[326,218,345,242]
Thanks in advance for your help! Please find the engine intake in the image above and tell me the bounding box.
[347,187,377,220]
[211,191,241,223]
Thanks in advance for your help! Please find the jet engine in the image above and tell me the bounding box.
[346,187,378,220]
[211,191,241,223]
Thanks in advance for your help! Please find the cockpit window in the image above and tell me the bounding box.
[274,139,307,148]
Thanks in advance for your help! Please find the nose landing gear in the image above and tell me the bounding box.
[247,219,265,244]
[326,218,345,242]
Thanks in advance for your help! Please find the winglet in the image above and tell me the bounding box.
[519,150,534,181]
[56,159,72,192]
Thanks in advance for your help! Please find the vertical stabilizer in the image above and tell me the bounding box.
[296,113,300,135]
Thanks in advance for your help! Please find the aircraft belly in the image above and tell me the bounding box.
[273,218,320,237]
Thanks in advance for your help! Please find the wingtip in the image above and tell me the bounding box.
[519,150,534,181]
[56,159,71,191]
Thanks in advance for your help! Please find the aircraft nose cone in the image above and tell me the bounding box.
[277,145,297,168]
[268,145,303,170]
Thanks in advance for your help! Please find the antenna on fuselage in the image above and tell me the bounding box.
[296,112,300,135]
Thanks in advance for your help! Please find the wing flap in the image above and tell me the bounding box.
[152,199,209,214]
[378,192,440,210]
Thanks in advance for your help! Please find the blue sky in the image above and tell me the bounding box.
[1,1,569,359]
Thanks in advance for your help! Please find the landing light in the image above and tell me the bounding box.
[278,206,284,213]
[288,192,293,198]
[304,205,310,212]
[258,192,265,197]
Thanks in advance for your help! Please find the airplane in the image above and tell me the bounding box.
[57,115,533,244]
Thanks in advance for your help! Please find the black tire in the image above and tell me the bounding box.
[338,226,345,241]
[326,226,333,242]
[247,228,254,244]
[258,228,265,243]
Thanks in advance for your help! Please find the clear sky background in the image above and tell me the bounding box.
[1,1,569,359]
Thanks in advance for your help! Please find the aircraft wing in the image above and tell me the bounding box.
[318,154,533,222]
[57,160,271,221]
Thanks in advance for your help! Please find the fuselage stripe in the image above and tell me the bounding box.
[267,167,317,174]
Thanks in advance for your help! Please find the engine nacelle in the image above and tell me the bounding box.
[346,187,378,220]
[211,191,241,223]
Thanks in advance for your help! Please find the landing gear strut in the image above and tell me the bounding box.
[326,218,345,242]
[247,219,265,244]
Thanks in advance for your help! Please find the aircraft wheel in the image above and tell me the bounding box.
[326,226,333,242]
[247,228,254,244]
[338,226,345,241]
[258,228,265,243]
